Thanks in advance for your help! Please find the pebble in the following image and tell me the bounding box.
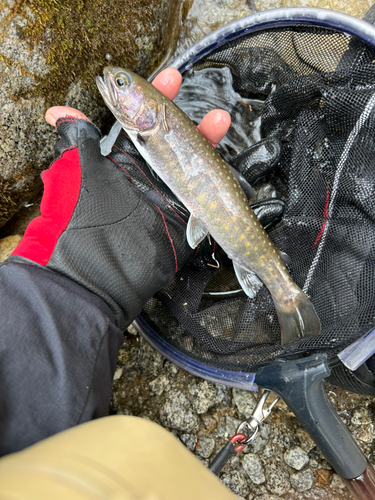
[189,380,216,414]
[265,462,290,495]
[247,422,270,454]
[149,374,169,396]
[180,433,197,452]
[290,468,314,492]
[284,445,310,470]
[113,367,123,380]
[330,473,346,490]
[159,389,199,432]
[201,413,217,432]
[242,453,265,484]
[232,388,257,418]
[351,406,373,426]
[226,416,242,437]
[220,470,250,498]
[195,436,215,458]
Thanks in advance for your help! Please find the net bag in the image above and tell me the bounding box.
[137,9,375,390]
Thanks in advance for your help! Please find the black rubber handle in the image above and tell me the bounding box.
[255,353,367,480]
[208,440,237,475]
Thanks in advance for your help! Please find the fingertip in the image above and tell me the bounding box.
[152,68,182,101]
[198,110,231,147]
[45,106,91,127]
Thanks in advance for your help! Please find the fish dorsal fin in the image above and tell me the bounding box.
[233,262,263,298]
[229,166,256,203]
[187,215,209,248]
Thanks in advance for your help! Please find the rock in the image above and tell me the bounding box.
[179,433,197,452]
[220,470,250,498]
[201,414,217,432]
[225,416,242,437]
[159,389,199,432]
[242,453,265,484]
[113,367,123,381]
[232,388,256,418]
[284,445,309,470]
[330,473,346,490]
[0,234,22,261]
[0,0,181,227]
[265,461,290,496]
[195,436,215,458]
[214,383,230,404]
[189,380,216,414]
[247,422,270,454]
[149,374,169,396]
[137,342,164,377]
[351,406,373,426]
[290,468,314,492]
[296,427,316,453]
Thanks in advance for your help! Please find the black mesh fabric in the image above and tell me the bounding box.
[141,25,375,372]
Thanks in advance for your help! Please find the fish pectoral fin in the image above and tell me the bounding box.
[233,262,263,298]
[229,166,257,203]
[187,215,209,248]
[279,250,291,266]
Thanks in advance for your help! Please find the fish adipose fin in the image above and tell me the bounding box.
[274,291,321,345]
[187,215,209,248]
[229,166,256,203]
[233,262,263,298]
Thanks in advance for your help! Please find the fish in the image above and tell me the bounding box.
[96,66,321,344]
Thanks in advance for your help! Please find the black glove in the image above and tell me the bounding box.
[12,117,194,330]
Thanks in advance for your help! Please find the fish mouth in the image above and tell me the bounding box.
[96,69,119,110]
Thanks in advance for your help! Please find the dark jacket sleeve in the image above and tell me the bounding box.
[0,256,124,456]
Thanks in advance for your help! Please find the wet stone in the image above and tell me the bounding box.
[149,374,170,396]
[330,473,346,490]
[189,380,216,414]
[214,383,230,405]
[220,470,250,498]
[296,427,316,453]
[290,468,314,492]
[284,445,310,470]
[265,461,290,495]
[195,436,215,458]
[247,423,270,454]
[179,433,197,452]
[232,388,257,418]
[242,453,265,484]
[201,413,217,432]
[351,406,373,426]
[159,389,199,432]
[226,416,242,437]
[352,425,374,444]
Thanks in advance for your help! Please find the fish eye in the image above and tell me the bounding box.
[115,73,130,88]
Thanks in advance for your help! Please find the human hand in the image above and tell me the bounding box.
[12,68,231,329]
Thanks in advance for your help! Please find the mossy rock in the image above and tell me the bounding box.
[0,0,180,227]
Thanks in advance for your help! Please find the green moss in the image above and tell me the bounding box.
[0,0,174,106]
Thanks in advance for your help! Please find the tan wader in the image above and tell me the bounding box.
[0,415,236,499]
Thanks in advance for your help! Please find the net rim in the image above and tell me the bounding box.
[170,7,375,74]
[133,317,258,390]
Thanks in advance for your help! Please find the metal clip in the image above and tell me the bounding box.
[236,390,280,445]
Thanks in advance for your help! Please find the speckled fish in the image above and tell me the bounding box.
[96,66,321,344]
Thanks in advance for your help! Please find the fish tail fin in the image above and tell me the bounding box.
[274,292,321,345]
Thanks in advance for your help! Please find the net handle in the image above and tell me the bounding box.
[255,354,372,489]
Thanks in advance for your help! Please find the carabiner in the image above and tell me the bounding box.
[236,390,280,445]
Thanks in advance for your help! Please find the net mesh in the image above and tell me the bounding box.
[141,25,375,373]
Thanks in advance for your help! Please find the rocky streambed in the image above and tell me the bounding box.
[111,329,375,499]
